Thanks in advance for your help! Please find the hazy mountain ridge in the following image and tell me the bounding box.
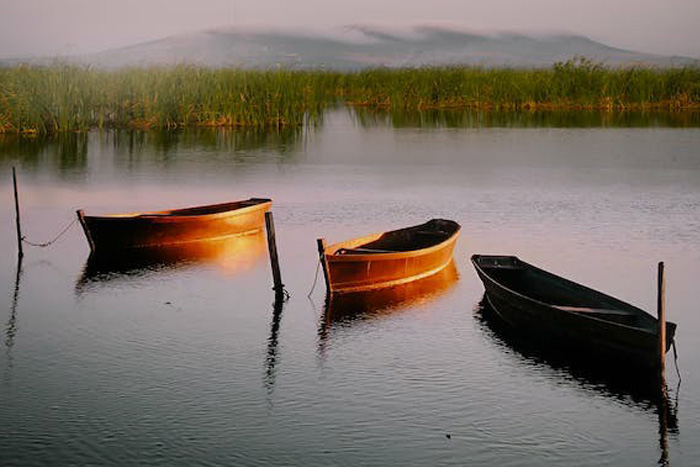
[2,26,698,69]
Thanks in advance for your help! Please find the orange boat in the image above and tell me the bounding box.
[77,198,272,255]
[317,219,460,294]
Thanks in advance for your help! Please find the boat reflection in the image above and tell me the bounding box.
[318,261,459,345]
[474,294,678,463]
[76,231,267,292]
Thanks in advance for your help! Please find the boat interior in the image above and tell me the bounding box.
[152,198,270,217]
[336,219,459,255]
[475,256,650,327]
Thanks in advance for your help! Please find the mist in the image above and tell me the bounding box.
[1,0,699,59]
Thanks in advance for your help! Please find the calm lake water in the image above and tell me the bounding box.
[1,110,700,466]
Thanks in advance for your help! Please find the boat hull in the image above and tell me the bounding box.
[472,255,676,370]
[323,219,460,293]
[78,198,271,254]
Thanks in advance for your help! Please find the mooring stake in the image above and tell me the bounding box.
[12,167,24,258]
[657,261,666,389]
[316,238,331,294]
[264,211,285,295]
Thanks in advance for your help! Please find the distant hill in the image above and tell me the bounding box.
[2,26,698,69]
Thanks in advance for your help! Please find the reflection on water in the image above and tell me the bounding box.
[474,294,679,463]
[318,261,459,343]
[3,108,699,175]
[0,127,303,173]
[102,127,303,158]
[351,107,700,129]
[4,254,23,368]
[76,232,267,293]
[264,293,287,401]
[0,132,89,177]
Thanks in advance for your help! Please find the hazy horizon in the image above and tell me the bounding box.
[1,0,699,60]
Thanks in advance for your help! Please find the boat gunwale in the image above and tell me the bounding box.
[82,198,272,223]
[471,254,663,336]
[325,222,461,263]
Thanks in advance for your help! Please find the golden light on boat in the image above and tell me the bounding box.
[320,219,460,293]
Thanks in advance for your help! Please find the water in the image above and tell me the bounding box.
[1,110,700,466]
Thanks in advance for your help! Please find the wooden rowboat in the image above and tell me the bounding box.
[471,254,677,370]
[317,219,460,294]
[77,198,271,255]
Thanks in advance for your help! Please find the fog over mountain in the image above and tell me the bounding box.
[3,26,698,69]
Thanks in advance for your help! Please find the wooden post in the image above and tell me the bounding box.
[657,261,666,383]
[316,238,331,293]
[264,211,284,293]
[12,167,24,258]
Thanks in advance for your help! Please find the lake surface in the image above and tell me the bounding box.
[1,110,700,466]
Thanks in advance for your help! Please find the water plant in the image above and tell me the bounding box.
[1,59,698,134]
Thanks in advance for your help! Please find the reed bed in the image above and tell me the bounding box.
[1,58,699,134]
[340,58,700,112]
[0,65,343,134]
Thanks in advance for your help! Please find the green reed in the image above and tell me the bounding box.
[339,57,700,111]
[1,58,698,134]
[0,64,343,134]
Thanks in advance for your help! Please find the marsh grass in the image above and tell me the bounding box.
[341,58,700,112]
[1,58,698,134]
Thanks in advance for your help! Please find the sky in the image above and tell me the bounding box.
[1,0,699,59]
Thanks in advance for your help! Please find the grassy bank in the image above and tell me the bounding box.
[1,59,699,134]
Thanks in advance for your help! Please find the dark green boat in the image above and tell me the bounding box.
[471,254,677,371]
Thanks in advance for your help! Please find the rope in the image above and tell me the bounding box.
[22,217,78,248]
[672,340,681,383]
[307,257,322,298]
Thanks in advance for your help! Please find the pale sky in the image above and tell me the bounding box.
[1,0,699,59]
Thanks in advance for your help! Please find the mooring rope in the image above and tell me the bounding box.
[22,217,78,248]
[672,340,681,383]
[307,257,322,298]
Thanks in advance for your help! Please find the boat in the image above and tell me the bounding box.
[317,219,460,294]
[77,198,272,255]
[471,254,677,370]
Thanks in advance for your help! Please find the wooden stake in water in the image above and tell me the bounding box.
[12,167,24,258]
[316,238,331,294]
[657,261,666,383]
[265,211,284,293]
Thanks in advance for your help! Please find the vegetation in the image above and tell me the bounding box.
[1,57,699,134]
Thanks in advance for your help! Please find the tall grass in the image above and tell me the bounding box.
[1,58,699,134]
[0,64,343,134]
[340,58,700,111]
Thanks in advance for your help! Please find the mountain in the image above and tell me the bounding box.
[3,26,698,69]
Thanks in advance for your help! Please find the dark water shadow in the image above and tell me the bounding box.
[317,261,459,354]
[351,107,700,129]
[4,253,23,370]
[0,127,305,179]
[474,295,678,464]
[0,132,89,179]
[264,291,287,402]
[75,232,267,294]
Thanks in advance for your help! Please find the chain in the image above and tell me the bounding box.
[22,217,78,248]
